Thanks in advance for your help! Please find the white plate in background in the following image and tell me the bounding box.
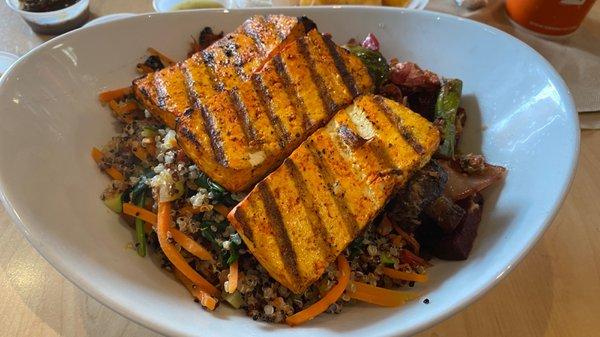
[0,7,578,337]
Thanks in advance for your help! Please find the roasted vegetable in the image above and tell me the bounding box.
[103,191,123,214]
[434,79,463,158]
[439,159,507,201]
[134,194,147,257]
[387,160,447,232]
[347,45,389,88]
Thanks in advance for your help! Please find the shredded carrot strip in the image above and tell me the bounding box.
[148,47,175,65]
[285,255,350,326]
[226,260,239,293]
[91,147,124,181]
[170,227,215,262]
[157,202,220,297]
[91,147,104,163]
[213,204,231,217]
[105,167,125,181]
[348,281,418,307]
[109,100,138,114]
[98,86,132,103]
[381,267,428,283]
[386,218,420,254]
[123,203,157,225]
[174,268,218,310]
[401,249,431,267]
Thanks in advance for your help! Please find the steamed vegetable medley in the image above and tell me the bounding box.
[93,16,505,326]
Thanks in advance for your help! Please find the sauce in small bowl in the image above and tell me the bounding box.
[153,0,230,12]
[6,0,90,35]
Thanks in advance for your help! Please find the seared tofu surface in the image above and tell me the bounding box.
[133,14,313,129]
[176,29,373,192]
[228,95,440,293]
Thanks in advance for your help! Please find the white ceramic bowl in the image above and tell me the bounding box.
[152,0,427,12]
[0,7,579,337]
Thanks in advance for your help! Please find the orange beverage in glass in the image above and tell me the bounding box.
[506,0,597,36]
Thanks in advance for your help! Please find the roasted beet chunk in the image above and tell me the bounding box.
[424,195,465,234]
[431,193,484,260]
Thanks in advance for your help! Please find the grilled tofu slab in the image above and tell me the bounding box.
[176,29,374,192]
[133,15,315,128]
[227,95,440,294]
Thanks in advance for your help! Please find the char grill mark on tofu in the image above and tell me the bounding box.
[272,55,311,130]
[233,205,254,243]
[251,73,290,149]
[296,36,338,116]
[284,159,334,257]
[322,34,360,98]
[198,103,228,166]
[256,182,302,282]
[229,88,259,146]
[201,50,225,92]
[305,139,360,238]
[373,95,426,155]
[228,95,440,293]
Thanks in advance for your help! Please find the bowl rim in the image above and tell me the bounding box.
[5,0,89,16]
[0,6,580,337]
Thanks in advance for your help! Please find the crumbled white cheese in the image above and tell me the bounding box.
[141,137,152,145]
[161,129,177,150]
[230,233,242,245]
[144,109,151,118]
[153,163,165,173]
[222,240,231,250]
[150,168,174,201]
[164,151,175,164]
[189,189,208,208]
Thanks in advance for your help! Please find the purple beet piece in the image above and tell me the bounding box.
[432,194,484,260]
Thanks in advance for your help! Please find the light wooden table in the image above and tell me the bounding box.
[1,1,599,336]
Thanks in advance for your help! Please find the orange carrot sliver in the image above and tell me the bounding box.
[226,260,238,293]
[174,268,218,310]
[170,227,215,262]
[91,147,104,163]
[285,255,350,326]
[391,222,420,254]
[98,86,132,103]
[382,267,428,283]
[91,147,124,181]
[105,167,125,181]
[348,281,418,307]
[213,204,231,217]
[123,203,158,225]
[157,202,220,297]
